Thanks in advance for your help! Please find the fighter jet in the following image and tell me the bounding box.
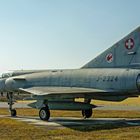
[0,27,140,121]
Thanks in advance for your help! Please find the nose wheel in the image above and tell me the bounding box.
[11,109,17,117]
[7,92,17,117]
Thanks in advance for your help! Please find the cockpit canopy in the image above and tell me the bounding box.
[0,71,13,79]
[0,70,47,79]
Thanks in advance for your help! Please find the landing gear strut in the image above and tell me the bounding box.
[7,92,17,117]
[0,92,3,97]
[82,109,93,118]
[82,98,93,119]
[39,106,50,121]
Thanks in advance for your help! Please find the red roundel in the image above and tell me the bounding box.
[106,53,113,63]
[125,38,134,50]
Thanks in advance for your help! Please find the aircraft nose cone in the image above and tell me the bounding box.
[5,78,15,90]
[5,78,26,91]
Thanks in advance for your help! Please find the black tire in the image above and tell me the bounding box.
[11,109,17,117]
[82,109,92,118]
[39,107,50,121]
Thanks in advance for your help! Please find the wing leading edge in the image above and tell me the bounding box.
[19,86,117,98]
[19,87,137,101]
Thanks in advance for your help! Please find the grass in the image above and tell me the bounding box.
[1,108,140,139]
[1,113,140,140]
[0,118,48,140]
[93,97,140,106]
[0,97,7,102]
[1,97,140,140]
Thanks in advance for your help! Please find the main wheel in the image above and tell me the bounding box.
[82,109,92,118]
[39,107,50,121]
[11,109,17,117]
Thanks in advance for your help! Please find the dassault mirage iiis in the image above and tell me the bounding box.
[1,27,140,121]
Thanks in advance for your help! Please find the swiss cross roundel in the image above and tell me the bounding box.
[106,53,113,63]
[125,38,134,50]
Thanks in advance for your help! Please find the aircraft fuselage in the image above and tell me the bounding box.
[4,68,140,96]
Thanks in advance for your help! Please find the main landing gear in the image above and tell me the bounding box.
[7,92,17,117]
[38,106,93,121]
[5,95,93,121]
[82,98,93,119]
[39,106,50,121]
[82,109,93,118]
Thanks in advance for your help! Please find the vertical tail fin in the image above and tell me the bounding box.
[82,27,140,68]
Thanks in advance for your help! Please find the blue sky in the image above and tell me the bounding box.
[0,0,140,73]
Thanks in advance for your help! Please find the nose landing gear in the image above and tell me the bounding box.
[7,92,17,117]
[10,109,17,117]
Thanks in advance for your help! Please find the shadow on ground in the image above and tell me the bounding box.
[4,115,140,132]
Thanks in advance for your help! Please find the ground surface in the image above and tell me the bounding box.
[1,97,140,140]
[1,110,140,140]
[1,109,140,140]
